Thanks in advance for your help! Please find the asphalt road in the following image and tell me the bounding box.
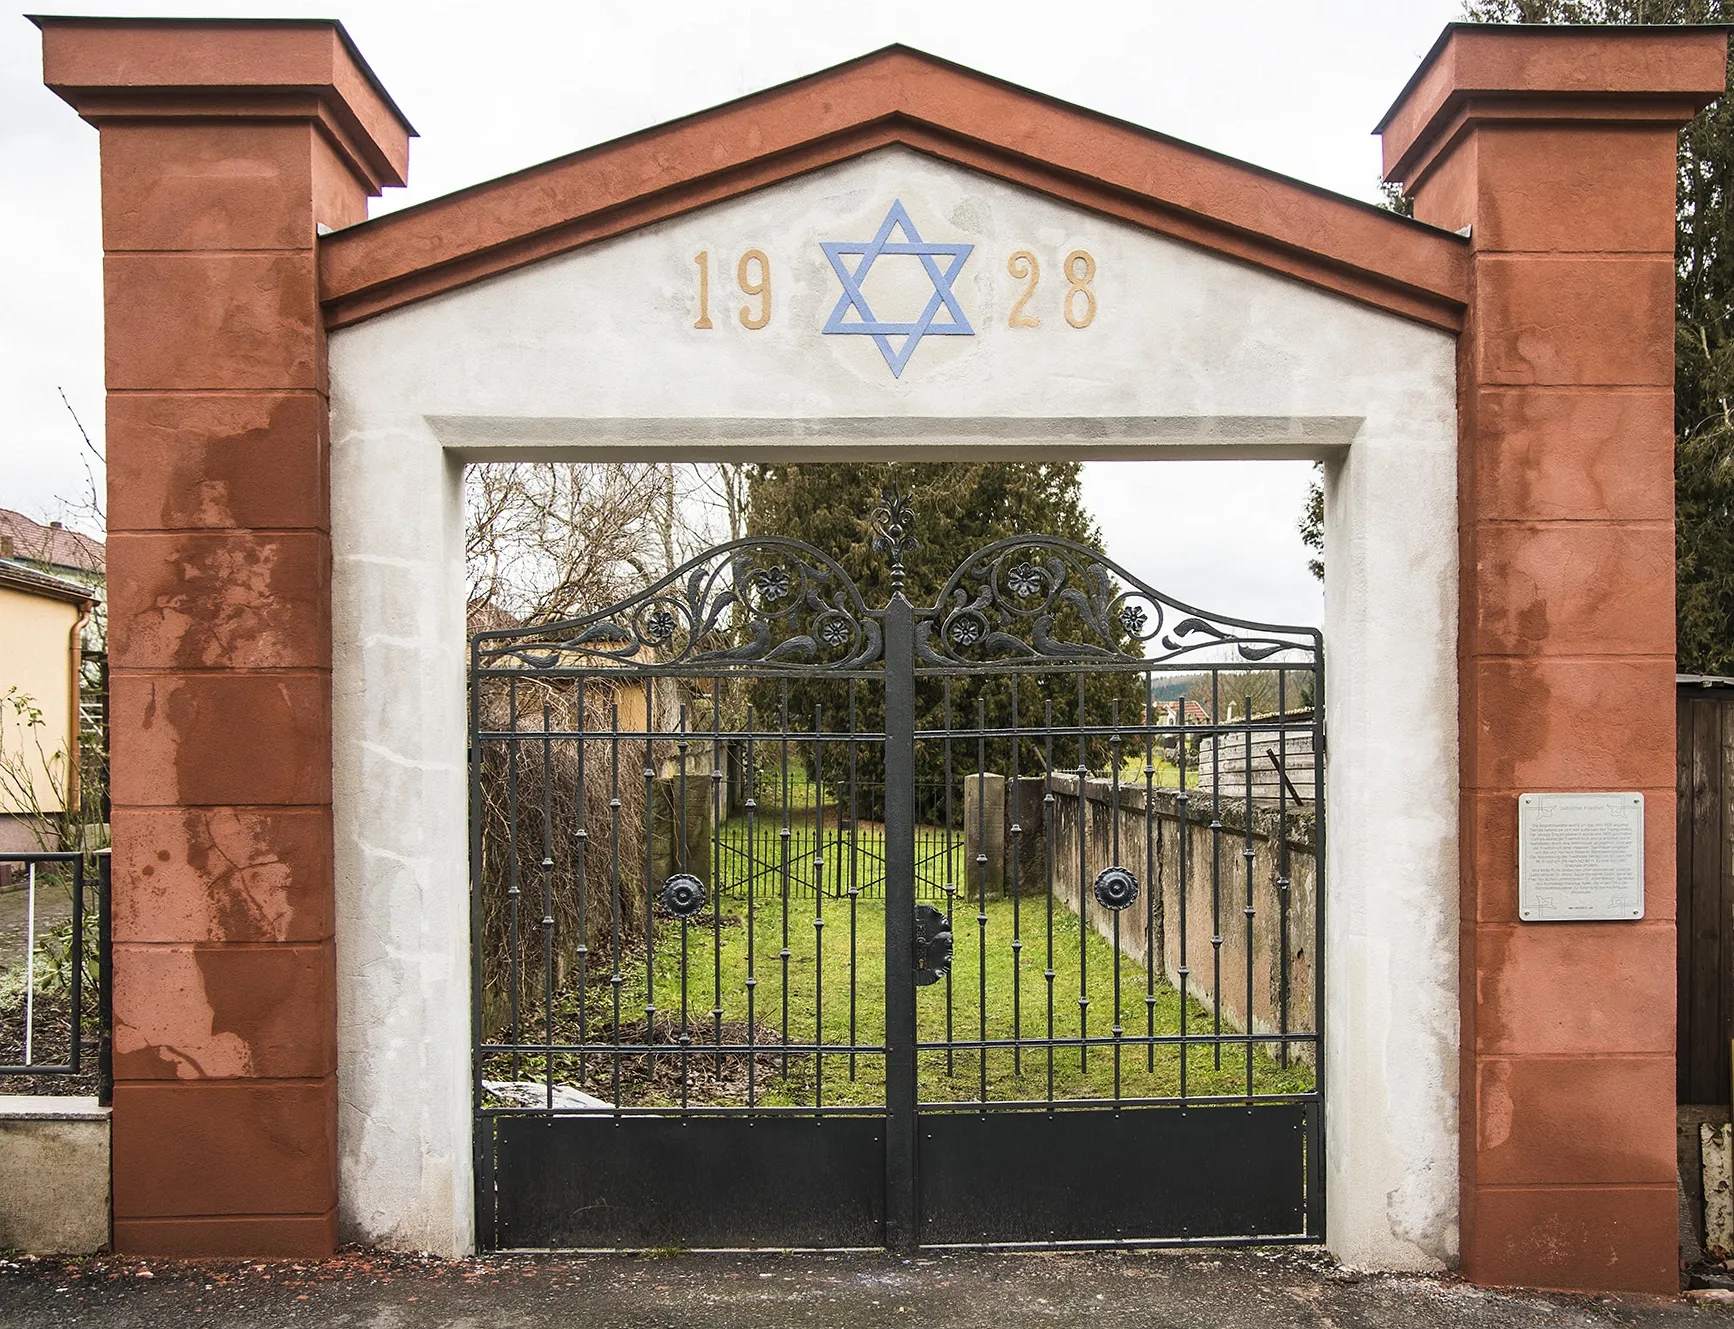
[0,1247,1728,1329]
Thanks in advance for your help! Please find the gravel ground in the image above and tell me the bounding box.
[1,1247,1731,1328]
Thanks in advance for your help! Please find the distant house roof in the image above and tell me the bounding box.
[1153,699,1211,725]
[0,558,95,607]
[0,508,104,576]
[466,601,524,637]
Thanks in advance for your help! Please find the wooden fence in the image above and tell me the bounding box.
[1679,676,1734,1105]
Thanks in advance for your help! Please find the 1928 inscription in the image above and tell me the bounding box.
[688,202,1098,377]
[689,245,1098,333]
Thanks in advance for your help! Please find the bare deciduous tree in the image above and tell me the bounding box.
[473,675,655,1040]
[465,462,669,625]
[466,461,738,1034]
[466,461,758,629]
[688,462,749,544]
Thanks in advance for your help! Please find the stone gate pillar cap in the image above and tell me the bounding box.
[1377,21,1728,188]
[33,14,414,194]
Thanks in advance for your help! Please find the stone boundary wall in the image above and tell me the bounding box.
[1044,773,1317,1060]
[0,1096,110,1253]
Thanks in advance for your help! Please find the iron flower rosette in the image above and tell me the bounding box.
[660,872,707,919]
[1093,865,1139,912]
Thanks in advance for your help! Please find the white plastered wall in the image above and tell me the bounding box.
[327,147,1460,1267]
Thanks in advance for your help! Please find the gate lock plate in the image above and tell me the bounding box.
[913,904,952,986]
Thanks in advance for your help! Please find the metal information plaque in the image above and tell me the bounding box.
[1517,792,1645,922]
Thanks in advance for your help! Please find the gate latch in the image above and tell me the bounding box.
[913,904,952,986]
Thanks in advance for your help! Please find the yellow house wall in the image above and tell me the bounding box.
[0,585,80,816]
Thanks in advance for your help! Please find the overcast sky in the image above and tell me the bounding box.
[1,0,1463,626]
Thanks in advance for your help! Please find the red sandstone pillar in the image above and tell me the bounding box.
[1381,24,1726,1293]
[38,18,410,1257]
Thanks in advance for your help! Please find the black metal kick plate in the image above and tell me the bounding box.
[492,1114,885,1250]
[918,1104,1311,1245]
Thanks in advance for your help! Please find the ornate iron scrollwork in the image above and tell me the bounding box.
[472,536,883,672]
[660,873,707,919]
[917,534,1318,667]
[871,485,918,595]
[1093,866,1139,912]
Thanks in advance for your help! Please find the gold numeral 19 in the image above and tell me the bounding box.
[738,249,770,330]
[1063,250,1097,328]
[693,251,713,329]
[1007,250,1041,328]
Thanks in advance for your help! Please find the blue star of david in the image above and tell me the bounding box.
[821,200,974,378]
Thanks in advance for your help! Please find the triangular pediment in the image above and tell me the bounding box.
[319,47,1466,333]
[328,148,1455,429]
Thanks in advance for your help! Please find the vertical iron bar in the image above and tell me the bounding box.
[609,703,624,1113]
[942,677,955,1076]
[975,697,988,1105]
[68,856,84,1074]
[745,705,759,1112]
[1210,670,1223,1072]
[575,687,589,1087]
[1144,685,1157,1073]
[1277,669,1291,1069]
[1076,673,1089,1071]
[643,678,657,1084]
[848,679,860,1080]
[678,705,691,1115]
[778,681,792,1077]
[1311,648,1327,1239]
[1110,698,1123,1102]
[96,850,111,1106]
[813,703,826,1112]
[883,595,919,1254]
[1044,702,1056,1105]
[1009,676,1023,1078]
[712,679,724,1075]
[541,702,556,1110]
[507,679,522,1083]
[1177,693,1190,1101]
[1244,693,1256,1100]
[468,648,492,1245]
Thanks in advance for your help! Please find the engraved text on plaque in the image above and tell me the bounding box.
[1517,792,1645,922]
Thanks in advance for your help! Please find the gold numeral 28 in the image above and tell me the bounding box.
[1007,248,1097,329]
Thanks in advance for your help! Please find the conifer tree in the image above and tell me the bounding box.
[1307,3,1734,675]
[1457,0,1734,672]
[745,462,1147,815]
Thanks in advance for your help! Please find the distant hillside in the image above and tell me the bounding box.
[1146,675,1201,703]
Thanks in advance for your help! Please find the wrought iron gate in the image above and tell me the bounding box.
[470,490,1323,1250]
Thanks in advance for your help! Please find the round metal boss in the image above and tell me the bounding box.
[1093,866,1139,912]
[660,873,707,918]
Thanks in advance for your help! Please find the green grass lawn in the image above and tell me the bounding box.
[488,807,1313,1110]
[711,803,969,900]
[1115,749,1196,788]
